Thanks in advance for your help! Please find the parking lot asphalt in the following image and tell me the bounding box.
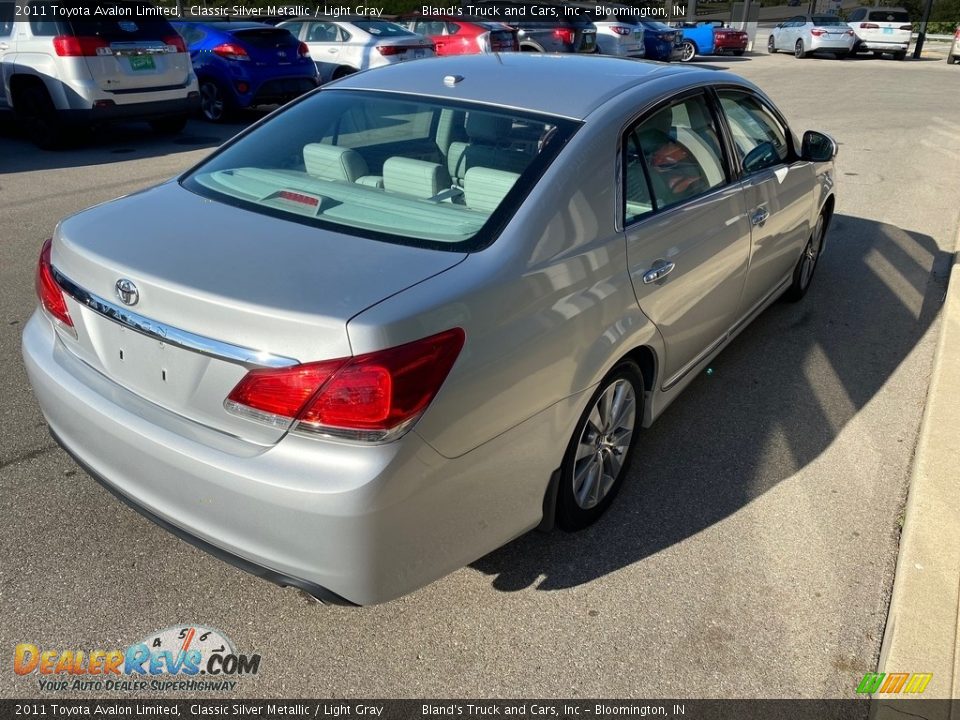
[2,53,959,699]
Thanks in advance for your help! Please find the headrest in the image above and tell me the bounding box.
[303,144,369,182]
[383,157,452,198]
[463,166,519,213]
[465,112,512,143]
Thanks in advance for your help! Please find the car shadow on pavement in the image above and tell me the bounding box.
[471,213,952,593]
[0,114,256,174]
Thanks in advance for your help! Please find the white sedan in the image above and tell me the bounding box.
[280,18,435,83]
[767,15,856,58]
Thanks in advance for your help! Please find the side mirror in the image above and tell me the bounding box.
[801,130,838,162]
[742,141,779,173]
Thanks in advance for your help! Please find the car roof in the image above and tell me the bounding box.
[330,53,739,121]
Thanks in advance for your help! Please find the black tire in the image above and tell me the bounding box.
[198,79,233,123]
[768,35,777,53]
[795,39,807,58]
[149,115,188,135]
[835,51,849,59]
[680,40,697,62]
[784,212,827,302]
[732,49,745,56]
[556,361,644,531]
[330,66,356,80]
[15,83,68,150]
[894,50,906,61]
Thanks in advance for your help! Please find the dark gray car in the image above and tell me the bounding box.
[473,1,597,52]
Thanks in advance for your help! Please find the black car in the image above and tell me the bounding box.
[472,1,597,52]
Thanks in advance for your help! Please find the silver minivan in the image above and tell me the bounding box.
[0,0,198,147]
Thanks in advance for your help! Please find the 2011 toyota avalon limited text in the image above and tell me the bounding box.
[22,54,838,605]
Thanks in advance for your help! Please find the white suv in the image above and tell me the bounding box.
[0,0,199,148]
[846,6,912,60]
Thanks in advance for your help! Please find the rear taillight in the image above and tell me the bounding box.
[36,239,75,335]
[610,25,633,36]
[298,41,310,58]
[810,28,826,36]
[225,328,465,442]
[859,22,879,29]
[53,35,109,57]
[376,44,402,56]
[553,27,576,45]
[163,34,186,53]
[955,28,960,39]
[212,42,250,61]
[899,24,913,31]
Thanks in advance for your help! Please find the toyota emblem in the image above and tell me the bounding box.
[115,279,139,306]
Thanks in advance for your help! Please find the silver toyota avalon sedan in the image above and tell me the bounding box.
[23,54,838,605]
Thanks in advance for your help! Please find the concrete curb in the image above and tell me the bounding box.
[872,227,960,714]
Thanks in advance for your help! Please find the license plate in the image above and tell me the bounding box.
[883,27,893,34]
[413,49,425,58]
[129,54,155,72]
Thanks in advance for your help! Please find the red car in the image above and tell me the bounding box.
[396,16,519,55]
[712,25,749,55]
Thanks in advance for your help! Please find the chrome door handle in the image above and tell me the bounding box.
[642,261,675,284]
[751,207,770,227]
[0,42,9,50]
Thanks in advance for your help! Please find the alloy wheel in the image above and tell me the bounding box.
[200,82,225,122]
[571,378,637,510]
[681,41,696,62]
[799,214,825,291]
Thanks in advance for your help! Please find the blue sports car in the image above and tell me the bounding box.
[173,22,319,122]
[675,21,717,62]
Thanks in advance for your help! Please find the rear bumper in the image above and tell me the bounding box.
[714,39,749,51]
[60,93,200,125]
[857,39,910,51]
[249,76,318,106]
[22,311,569,605]
[809,36,857,52]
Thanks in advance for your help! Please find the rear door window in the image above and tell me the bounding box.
[622,92,729,222]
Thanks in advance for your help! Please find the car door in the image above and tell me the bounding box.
[0,0,15,110]
[304,21,342,76]
[715,87,815,320]
[623,90,751,390]
[780,17,803,49]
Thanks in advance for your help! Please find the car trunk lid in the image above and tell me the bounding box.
[49,182,466,445]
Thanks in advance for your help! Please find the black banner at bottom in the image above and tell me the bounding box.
[1,699,959,720]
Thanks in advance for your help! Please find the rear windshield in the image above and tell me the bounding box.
[181,90,579,252]
[643,21,674,32]
[811,16,847,26]
[67,1,176,38]
[867,10,910,22]
[351,20,413,36]
[231,27,298,47]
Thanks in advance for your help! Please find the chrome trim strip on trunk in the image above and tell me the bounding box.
[52,268,299,369]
